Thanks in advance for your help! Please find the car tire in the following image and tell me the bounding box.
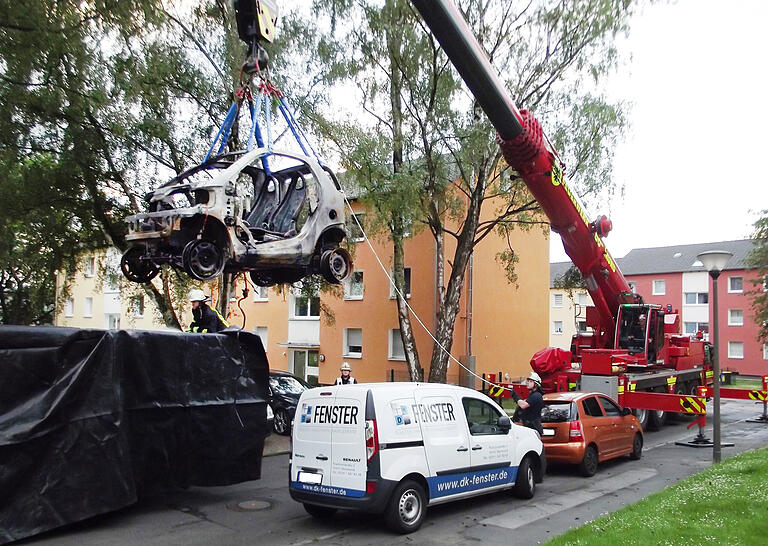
[579,444,598,477]
[303,503,337,518]
[274,408,290,435]
[629,433,643,460]
[513,456,536,499]
[385,480,427,534]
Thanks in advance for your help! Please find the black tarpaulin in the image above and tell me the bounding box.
[0,326,270,544]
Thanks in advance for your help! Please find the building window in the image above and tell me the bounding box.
[64,298,74,317]
[389,267,411,299]
[132,296,145,318]
[684,322,709,337]
[83,297,93,317]
[346,212,365,242]
[728,309,743,326]
[84,256,96,277]
[763,343,768,360]
[578,293,590,306]
[389,329,406,360]
[728,276,743,293]
[253,285,268,302]
[578,320,588,332]
[255,326,268,349]
[652,280,665,296]
[684,292,708,305]
[344,328,363,357]
[553,320,563,334]
[292,285,319,318]
[105,274,120,293]
[553,293,563,308]
[344,271,364,300]
[627,281,637,294]
[106,314,120,329]
[727,341,744,359]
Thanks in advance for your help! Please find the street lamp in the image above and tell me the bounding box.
[697,250,733,463]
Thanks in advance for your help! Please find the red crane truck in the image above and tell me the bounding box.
[410,0,712,430]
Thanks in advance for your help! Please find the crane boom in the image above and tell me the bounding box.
[410,0,640,347]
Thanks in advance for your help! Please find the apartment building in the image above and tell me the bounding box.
[549,239,766,376]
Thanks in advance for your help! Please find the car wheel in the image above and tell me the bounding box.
[320,248,352,284]
[513,456,535,499]
[385,480,427,534]
[303,503,337,518]
[182,239,225,281]
[579,444,598,477]
[121,246,160,283]
[274,408,290,435]
[629,433,643,460]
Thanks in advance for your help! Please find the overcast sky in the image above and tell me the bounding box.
[549,0,768,263]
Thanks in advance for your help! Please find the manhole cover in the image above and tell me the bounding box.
[234,500,272,511]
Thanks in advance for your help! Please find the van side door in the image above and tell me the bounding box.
[462,396,517,483]
[413,389,470,497]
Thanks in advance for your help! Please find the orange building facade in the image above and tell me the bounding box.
[230,198,550,387]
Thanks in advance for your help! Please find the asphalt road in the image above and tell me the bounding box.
[24,399,768,546]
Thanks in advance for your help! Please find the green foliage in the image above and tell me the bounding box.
[546,446,768,545]
[0,1,242,325]
[746,209,768,342]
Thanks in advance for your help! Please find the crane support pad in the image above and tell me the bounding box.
[0,326,270,543]
[620,391,707,415]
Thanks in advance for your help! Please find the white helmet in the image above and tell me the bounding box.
[188,289,208,302]
[527,371,542,386]
[340,362,351,372]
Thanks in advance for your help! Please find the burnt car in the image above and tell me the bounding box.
[121,148,352,287]
[268,370,309,435]
[540,392,643,477]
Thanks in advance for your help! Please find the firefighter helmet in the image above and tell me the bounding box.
[188,289,208,302]
[527,371,542,386]
[340,362,351,372]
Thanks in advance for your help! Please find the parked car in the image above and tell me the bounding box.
[268,371,310,435]
[266,403,274,432]
[540,392,643,477]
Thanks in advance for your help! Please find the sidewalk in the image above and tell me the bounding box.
[264,433,291,456]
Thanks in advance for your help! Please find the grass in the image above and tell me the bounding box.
[545,446,768,545]
[728,376,765,390]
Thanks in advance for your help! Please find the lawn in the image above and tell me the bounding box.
[728,376,765,390]
[545,446,768,545]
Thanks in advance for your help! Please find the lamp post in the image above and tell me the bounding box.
[697,250,733,463]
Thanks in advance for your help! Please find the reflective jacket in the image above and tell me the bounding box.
[189,303,229,333]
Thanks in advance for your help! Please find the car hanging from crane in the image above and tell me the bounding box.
[120,0,352,287]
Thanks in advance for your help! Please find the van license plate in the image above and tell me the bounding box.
[542,429,555,436]
[298,471,322,485]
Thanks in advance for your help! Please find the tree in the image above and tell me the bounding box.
[0,1,247,326]
[289,0,634,382]
[746,209,768,342]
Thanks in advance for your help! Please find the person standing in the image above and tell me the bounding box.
[511,372,545,435]
[188,289,229,333]
[335,362,357,385]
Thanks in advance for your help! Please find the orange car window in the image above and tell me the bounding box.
[581,397,603,417]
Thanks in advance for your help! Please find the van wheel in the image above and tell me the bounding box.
[579,445,598,477]
[513,456,535,499]
[385,480,427,534]
[629,433,643,460]
[303,503,337,518]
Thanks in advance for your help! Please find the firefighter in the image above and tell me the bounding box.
[511,372,545,435]
[334,362,357,385]
[188,289,229,333]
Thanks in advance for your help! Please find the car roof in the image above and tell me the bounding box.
[543,391,617,403]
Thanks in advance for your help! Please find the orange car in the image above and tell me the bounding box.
[540,392,643,477]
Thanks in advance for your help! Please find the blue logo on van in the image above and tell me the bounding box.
[391,403,412,426]
[300,404,312,423]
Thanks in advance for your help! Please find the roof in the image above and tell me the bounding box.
[549,261,575,288]
[550,239,756,279]
[618,239,755,275]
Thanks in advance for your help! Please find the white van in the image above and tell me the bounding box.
[289,383,544,533]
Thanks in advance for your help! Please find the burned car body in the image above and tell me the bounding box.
[122,148,352,286]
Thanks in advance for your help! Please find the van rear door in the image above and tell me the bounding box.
[291,388,335,493]
[329,390,367,496]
